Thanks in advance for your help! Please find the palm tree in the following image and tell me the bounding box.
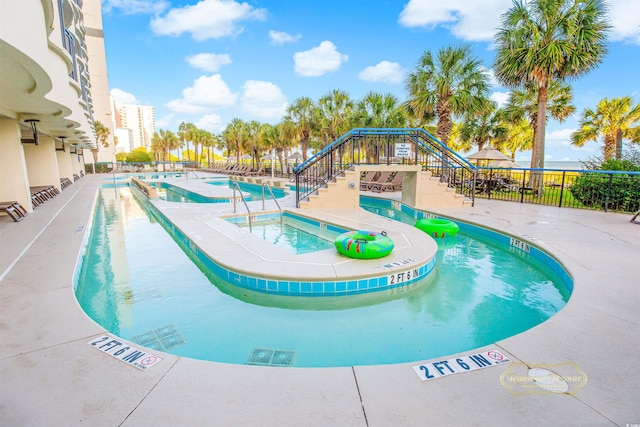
[285,97,318,161]
[222,118,247,161]
[571,97,640,161]
[318,89,354,144]
[504,80,575,154]
[459,101,508,151]
[178,122,197,164]
[494,0,609,191]
[90,120,111,164]
[405,45,490,146]
[351,92,407,162]
[150,129,177,163]
[501,119,534,161]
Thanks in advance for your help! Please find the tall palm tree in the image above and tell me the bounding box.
[222,118,247,161]
[501,119,534,161]
[459,101,508,151]
[352,92,407,162]
[504,80,575,153]
[150,129,177,163]
[318,89,354,144]
[91,120,111,164]
[178,122,197,163]
[571,96,640,161]
[494,0,609,190]
[405,44,490,146]
[285,97,318,161]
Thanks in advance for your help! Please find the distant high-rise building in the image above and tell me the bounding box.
[113,102,155,150]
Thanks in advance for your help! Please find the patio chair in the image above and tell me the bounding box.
[245,166,265,177]
[359,171,378,190]
[373,172,404,192]
[0,201,26,222]
[367,171,393,192]
[631,204,640,224]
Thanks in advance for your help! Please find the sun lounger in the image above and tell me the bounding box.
[366,171,392,192]
[244,166,265,177]
[631,205,640,224]
[0,201,27,222]
[372,172,404,192]
[359,171,378,191]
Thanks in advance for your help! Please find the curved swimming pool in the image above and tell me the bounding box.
[75,186,571,367]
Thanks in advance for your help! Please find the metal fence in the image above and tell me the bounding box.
[473,167,640,213]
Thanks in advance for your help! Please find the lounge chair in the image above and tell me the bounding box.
[366,171,392,192]
[245,166,265,177]
[359,171,378,191]
[372,172,404,192]
[631,205,640,224]
[0,201,27,222]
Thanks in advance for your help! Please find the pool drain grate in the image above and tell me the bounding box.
[247,348,296,366]
[133,324,185,351]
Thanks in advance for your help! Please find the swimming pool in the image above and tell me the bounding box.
[146,180,288,203]
[225,213,343,254]
[75,186,571,367]
[207,180,288,201]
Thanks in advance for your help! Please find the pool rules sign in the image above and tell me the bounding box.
[88,335,161,370]
[412,349,510,381]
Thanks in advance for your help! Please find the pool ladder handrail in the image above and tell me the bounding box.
[232,181,253,231]
[262,182,283,226]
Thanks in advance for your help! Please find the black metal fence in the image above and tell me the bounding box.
[474,167,640,213]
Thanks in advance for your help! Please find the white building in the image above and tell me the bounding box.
[113,102,155,151]
[0,0,112,213]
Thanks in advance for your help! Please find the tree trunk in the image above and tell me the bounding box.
[530,83,548,194]
[615,128,623,160]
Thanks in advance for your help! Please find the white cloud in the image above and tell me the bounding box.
[186,53,232,72]
[269,30,301,45]
[156,113,175,128]
[240,81,288,120]
[294,41,348,77]
[398,0,512,42]
[110,88,139,104]
[358,61,405,84]
[165,75,237,114]
[609,0,640,44]
[196,114,224,132]
[490,91,510,107]
[102,0,169,14]
[546,128,576,148]
[150,0,266,41]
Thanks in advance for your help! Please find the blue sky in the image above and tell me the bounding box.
[101,0,640,162]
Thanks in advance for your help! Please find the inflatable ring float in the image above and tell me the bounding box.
[334,230,394,259]
[415,218,459,238]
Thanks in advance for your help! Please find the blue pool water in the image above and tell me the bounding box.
[208,180,288,201]
[75,186,571,367]
[148,180,287,203]
[227,214,342,254]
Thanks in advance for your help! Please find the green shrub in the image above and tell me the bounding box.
[570,161,640,212]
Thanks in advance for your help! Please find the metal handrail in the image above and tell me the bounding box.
[292,128,477,207]
[232,182,252,231]
[262,182,283,225]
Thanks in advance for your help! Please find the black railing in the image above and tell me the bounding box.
[293,128,477,207]
[473,167,640,213]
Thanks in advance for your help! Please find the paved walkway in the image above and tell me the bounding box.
[1,175,638,426]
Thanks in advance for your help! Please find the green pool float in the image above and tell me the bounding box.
[334,230,394,259]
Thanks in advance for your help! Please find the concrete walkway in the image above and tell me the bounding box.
[1,175,638,426]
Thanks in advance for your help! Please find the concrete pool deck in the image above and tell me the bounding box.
[1,174,638,426]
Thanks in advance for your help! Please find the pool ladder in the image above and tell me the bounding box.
[232,182,253,231]
[262,182,283,226]
[232,182,284,232]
